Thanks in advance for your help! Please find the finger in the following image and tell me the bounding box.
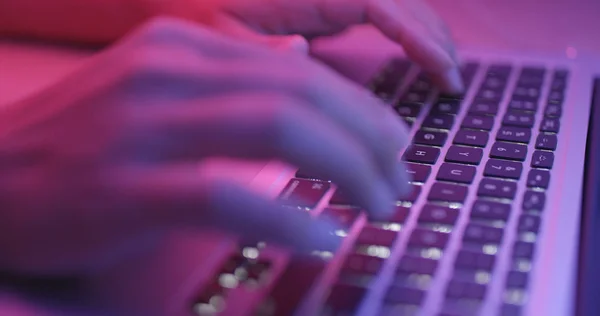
[367,0,463,93]
[209,14,309,54]
[129,55,412,195]
[117,166,342,252]
[220,0,462,93]
[133,94,398,218]
[210,59,413,193]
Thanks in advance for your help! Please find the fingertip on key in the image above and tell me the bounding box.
[436,67,464,94]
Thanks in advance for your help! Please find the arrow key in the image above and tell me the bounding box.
[531,151,554,169]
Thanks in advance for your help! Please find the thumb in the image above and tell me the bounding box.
[210,13,309,54]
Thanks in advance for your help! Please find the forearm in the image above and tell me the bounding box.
[0,0,173,44]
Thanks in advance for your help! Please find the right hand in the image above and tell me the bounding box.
[144,0,463,92]
[0,17,411,275]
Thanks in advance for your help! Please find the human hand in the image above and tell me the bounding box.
[0,18,411,276]
[145,0,463,92]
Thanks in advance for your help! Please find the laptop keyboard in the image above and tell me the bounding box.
[192,60,569,316]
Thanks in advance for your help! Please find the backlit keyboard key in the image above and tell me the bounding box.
[409,228,450,249]
[488,64,512,77]
[437,163,477,184]
[414,130,448,147]
[517,74,544,88]
[357,226,398,247]
[428,182,469,203]
[506,271,529,288]
[455,250,496,271]
[278,178,330,209]
[431,99,461,115]
[478,178,517,199]
[513,241,535,259]
[490,142,528,161]
[462,115,494,131]
[341,254,386,275]
[445,146,484,165]
[496,126,531,144]
[329,190,353,206]
[463,223,504,244]
[388,206,410,223]
[405,163,432,183]
[469,102,499,116]
[403,145,441,165]
[535,134,558,151]
[470,200,511,221]
[503,110,535,128]
[385,286,426,305]
[401,91,429,104]
[527,169,550,189]
[396,102,422,118]
[419,204,459,225]
[369,59,410,100]
[512,86,541,101]
[401,185,422,203]
[422,114,455,130]
[540,118,560,133]
[531,151,554,169]
[501,304,522,316]
[453,129,489,148]
[517,214,541,233]
[481,76,507,90]
[397,255,439,275]
[548,90,565,104]
[508,99,538,112]
[545,104,562,117]
[409,74,434,92]
[522,190,546,211]
[476,89,503,102]
[484,159,523,180]
[446,280,487,300]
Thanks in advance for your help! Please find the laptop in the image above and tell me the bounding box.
[182,27,600,316]
[0,2,599,316]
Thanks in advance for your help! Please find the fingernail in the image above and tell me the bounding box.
[270,35,309,54]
